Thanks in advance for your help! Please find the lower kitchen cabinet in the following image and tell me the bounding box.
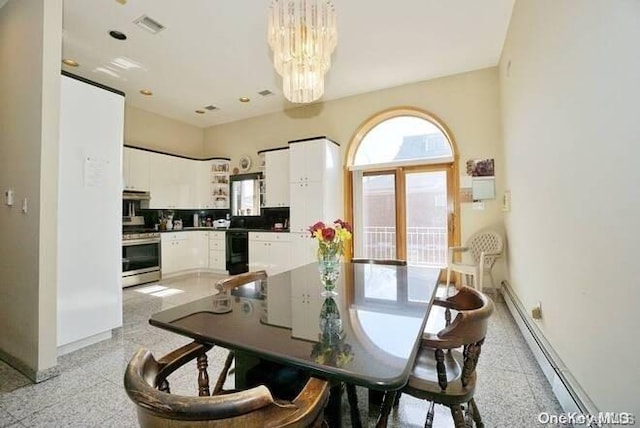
[289,232,318,270]
[248,232,290,276]
[209,231,227,272]
[161,231,210,276]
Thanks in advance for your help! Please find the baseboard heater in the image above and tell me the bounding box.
[500,281,605,427]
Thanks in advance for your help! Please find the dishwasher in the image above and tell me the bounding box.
[226,230,248,274]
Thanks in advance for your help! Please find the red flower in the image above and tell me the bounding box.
[334,219,353,233]
[308,221,325,237]
[321,227,335,241]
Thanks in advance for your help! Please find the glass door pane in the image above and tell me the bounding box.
[405,170,448,268]
[361,174,396,259]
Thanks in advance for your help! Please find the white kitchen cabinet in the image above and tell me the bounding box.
[209,231,227,272]
[161,231,209,276]
[153,155,193,209]
[123,147,150,191]
[263,149,290,207]
[290,232,318,270]
[248,232,291,276]
[289,137,341,235]
[161,232,190,275]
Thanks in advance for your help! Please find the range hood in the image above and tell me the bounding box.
[123,190,150,201]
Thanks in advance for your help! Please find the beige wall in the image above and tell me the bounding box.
[500,0,640,414]
[124,105,204,157]
[0,0,61,376]
[204,67,506,280]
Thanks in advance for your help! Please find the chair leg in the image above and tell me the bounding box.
[450,404,466,428]
[469,398,484,428]
[345,384,362,428]
[424,401,435,428]
[212,350,234,395]
[197,353,210,397]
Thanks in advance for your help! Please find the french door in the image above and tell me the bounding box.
[353,164,454,267]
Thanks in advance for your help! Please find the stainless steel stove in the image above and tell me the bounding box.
[122,226,161,287]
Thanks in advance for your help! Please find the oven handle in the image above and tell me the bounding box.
[123,238,161,246]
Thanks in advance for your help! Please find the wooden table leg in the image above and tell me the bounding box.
[325,382,344,428]
[375,390,397,428]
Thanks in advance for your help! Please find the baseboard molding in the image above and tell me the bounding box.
[500,281,604,427]
[57,330,112,357]
[0,348,59,384]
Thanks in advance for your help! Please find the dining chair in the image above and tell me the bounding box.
[124,341,330,427]
[445,229,503,293]
[387,286,494,428]
[211,270,268,394]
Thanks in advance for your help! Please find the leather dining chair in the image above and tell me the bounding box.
[124,341,330,427]
[386,286,494,428]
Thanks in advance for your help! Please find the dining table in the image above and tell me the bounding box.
[149,261,440,427]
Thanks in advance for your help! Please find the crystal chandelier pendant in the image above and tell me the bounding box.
[268,0,337,104]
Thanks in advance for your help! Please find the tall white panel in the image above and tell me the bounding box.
[57,75,123,350]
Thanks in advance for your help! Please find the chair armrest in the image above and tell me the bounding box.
[420,333,463,350]
[156,341,213,382]
[431,298,457,310]
[448,246,468,263]
[275,377,330,427]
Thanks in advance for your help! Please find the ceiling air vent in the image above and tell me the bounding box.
[258,89,274,97]
[134,15,165,34]
[204,105,218,111]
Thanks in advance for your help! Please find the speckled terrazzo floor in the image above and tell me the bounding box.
[0,273,569,427]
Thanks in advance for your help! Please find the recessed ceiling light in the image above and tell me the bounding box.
[62,59,79,67]
[109,30,127,40]
[239,97,250,103]
[195,110,205,114]
[139,89,153,96]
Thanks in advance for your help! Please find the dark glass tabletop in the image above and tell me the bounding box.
[149,262,440,390]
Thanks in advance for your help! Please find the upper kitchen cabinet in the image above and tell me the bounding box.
[123,147,150,191]
[289,137,341,235]
[262,148,290,208]
[148,152,194,209]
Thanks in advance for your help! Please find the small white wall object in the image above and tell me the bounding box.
[472,177,495,200]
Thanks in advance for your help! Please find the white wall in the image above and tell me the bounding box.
[500,0,640,414]
[0,0,62,377]
[124,105,204,157]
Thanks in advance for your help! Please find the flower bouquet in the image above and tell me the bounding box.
[308,219,353,296]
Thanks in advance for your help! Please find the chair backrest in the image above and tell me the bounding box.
[466,229,503,268]
[351,258,407,266]
[125,345,329,427]
[216,270,268,292]
[436,287,493,347]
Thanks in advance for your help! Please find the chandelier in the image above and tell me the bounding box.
[268,0,337,104]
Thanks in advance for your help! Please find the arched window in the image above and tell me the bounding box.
[347,108,458,273]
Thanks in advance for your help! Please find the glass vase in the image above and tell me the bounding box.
[318,252,341,296]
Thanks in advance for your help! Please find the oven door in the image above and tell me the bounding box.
[122,238,161,287]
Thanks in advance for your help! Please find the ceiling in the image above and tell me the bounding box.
[61,0,514,128]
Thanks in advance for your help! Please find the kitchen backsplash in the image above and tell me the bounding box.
[139,207,289,229]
